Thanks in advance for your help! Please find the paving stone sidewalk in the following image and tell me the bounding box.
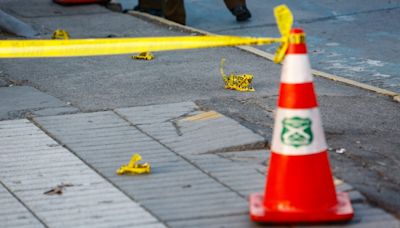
[0,119,164,228]
[1,102,399,227]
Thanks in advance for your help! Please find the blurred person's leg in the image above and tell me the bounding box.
[164,0,186,25]
[134,0,163,16]
[223,0,251,21]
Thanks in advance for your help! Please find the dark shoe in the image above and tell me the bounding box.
[231,5,251,22]
[133,4,163,16]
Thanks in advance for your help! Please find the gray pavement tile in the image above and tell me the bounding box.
[34,111,249,222]
[0,119,164,228]
[184,154,398,225]
[348,191,367,203]
[116,102,266,155]
[116,101,198,124]
[336,183,354,192]
[32,105,399,227]
[183,154,265,196]
[117,103,267,197]
[309,203,400,228]
[167,213,268,228]
[0,86,76,121]
[0,78,8,87]
[168,203,400,228]
[31,106,79,117]
[0,183,44,228]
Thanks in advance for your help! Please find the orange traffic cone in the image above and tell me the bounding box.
[249,28,354,223]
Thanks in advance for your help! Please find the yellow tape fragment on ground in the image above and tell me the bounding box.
[0,36,282,58]
[220,58,255,92]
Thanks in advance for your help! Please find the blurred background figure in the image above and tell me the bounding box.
[223,0,251,22]
[133,0,251,25]
[133,0,185,24]
[133,0,163,17]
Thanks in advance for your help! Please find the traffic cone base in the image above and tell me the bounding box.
[249,192,353,223]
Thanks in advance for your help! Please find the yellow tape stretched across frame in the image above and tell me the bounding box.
[0,5,293,62]
[0,36,282,58]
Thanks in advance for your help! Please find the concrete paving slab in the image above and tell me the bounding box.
[31,106,80,117]
[0,78,8,87]
[0,119,164,228]
[186,154,265,197]
[0,183,44,228]
[32,105,399,227]
[0,86,78,120]
[168,202,400,228]
[34,111,249,222]
[115,102,266,155]
[114,101,197,124]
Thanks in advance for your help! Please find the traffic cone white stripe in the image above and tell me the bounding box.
[281,55,313,83]
[271,107,327,156]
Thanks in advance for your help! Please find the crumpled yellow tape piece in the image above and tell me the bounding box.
[52,29,70,40]
[116,154,151,175]
[220,58,255,92]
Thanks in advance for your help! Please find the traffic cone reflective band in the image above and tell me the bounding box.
[249,28,354,223]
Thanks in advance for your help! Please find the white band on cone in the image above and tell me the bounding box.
[271,107,327,156]
[281,55,313,84]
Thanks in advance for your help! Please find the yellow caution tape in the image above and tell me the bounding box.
[132,51,154,60]
[220,58,255,92]
[0,36,282,58]
[52,29,70,40]
[116,154,151,175]
[0,4,293,63]
[273,4,293,63]
[289,32,306,44]
[275,5,293,39]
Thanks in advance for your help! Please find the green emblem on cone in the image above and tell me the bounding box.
[281,117,313,147]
